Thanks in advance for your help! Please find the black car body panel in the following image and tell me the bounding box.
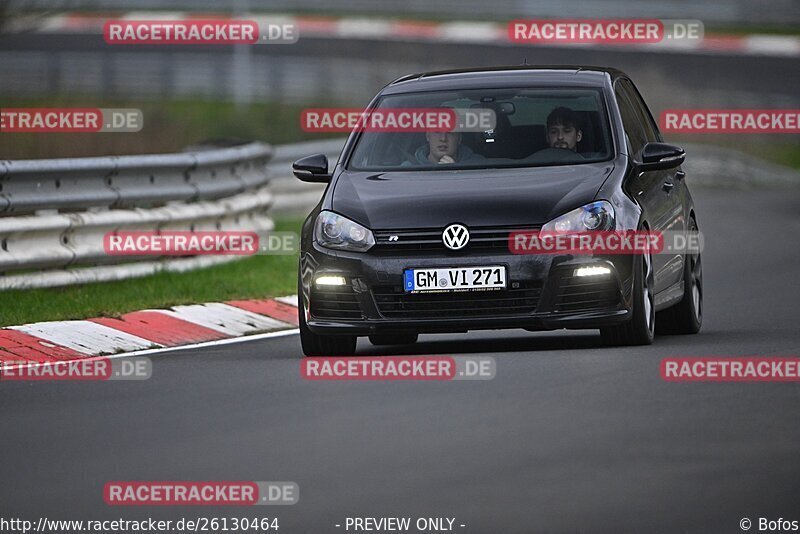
[331,162,615,229]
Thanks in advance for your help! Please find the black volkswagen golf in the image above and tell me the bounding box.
[293,66,702,356]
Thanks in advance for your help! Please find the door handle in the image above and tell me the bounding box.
[675,170,686,181]
[662,182,675,193]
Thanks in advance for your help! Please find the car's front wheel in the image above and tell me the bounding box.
[299,306,357,356]
[656,218,702,335]
[601,249,655,346]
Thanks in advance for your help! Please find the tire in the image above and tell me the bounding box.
[601,247,655,346]
[298,276,357,357]
[368,333,419,346]
[655,218,702,335]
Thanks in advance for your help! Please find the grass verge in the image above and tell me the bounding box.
[0,218,303,327]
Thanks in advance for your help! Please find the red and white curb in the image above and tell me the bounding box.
[0,296,300,365]
[16,12,800,57]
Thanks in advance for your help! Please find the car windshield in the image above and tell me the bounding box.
[347,87,613,171]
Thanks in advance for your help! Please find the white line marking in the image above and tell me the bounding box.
[104,328,300,358]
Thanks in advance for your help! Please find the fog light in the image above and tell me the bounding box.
[315,275,347,286]
[574,266,612,277]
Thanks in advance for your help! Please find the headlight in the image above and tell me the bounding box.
[541,200,615,233]
[314,211,375,252]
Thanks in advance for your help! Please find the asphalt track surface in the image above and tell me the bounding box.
[2,187,800,533]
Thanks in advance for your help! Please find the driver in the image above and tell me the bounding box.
[545,106,583,152]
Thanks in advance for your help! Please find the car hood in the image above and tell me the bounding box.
[330,162,615,229]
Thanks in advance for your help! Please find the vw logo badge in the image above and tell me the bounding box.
[442,223,469,250]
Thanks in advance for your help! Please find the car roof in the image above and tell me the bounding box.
[380,65,625,95]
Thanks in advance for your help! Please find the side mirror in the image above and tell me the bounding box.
[292,154,332,183]
[636,142,685,171]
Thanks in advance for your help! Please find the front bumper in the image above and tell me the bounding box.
[301,243,635,335]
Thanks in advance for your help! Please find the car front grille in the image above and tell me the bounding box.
[554,275,621,313]
[371,282,542,319]
[310,286,363,320]
[372,225,538,255]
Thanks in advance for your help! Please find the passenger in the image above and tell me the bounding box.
[545,106,583,152]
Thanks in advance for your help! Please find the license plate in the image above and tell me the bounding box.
[404,266,507,293]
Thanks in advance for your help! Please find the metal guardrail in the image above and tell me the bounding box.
[0,142,278,289]
[0,142,272,215]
